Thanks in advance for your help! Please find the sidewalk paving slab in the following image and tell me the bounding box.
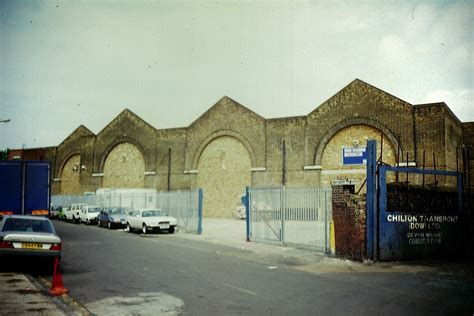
[0,272,67,315]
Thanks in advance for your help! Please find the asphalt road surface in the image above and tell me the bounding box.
[47,220,473,315]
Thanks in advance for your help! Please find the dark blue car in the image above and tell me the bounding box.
[97,207,129,229]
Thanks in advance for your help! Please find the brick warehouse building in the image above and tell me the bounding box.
[14,79,474,218]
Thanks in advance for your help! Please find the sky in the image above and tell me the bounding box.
[0,0,472,150]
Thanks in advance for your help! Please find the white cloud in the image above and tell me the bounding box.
[379,35,408,65]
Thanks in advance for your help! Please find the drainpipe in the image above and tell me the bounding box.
[282,140,286,186]
[168,147,172,191]
[412,106,418,164]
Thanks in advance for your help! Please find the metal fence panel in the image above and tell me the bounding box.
[155,190,201,234]
[51,189,201,234]
[248,186,332,252]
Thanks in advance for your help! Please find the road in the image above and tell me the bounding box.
[43,220,474,315]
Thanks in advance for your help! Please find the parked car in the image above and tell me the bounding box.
[49,205,59,219]
[79,205,102,225]
[57,207,68,221]
[0,215,62,260]
[98,207,129,229]
[126,209,177,234]
[64,203,86,223]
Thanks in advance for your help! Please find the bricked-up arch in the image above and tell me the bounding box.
[320,124,397,190]
[191,130,257,171]
[102,143,145,188]
[196,136,252,218]
[99,137,150,174]
[314,117,400,165]
[60,154,81,194]
[94,109,156,175]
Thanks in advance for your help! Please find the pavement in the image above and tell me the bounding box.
[1,218,473,315]
[0,272,68,315]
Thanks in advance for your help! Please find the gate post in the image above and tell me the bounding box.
[197,189,203,235]
[281,186,285,245]
[366,140,377,260]
[245,186,250,242]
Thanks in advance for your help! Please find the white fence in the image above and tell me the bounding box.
[248,186,332,253]
[52,189,202,234]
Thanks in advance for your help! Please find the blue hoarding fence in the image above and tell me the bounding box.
[0,161,50,216]
[366,140,464,261]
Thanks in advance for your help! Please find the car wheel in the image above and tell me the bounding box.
[107,221,112,229]
[126,223,131,233]
[142,224,148,234]
[168,226,175,234]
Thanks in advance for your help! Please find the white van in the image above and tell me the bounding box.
[79,205,102,225]
[65,203,86,223]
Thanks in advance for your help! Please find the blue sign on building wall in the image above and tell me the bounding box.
[342,146,367,165]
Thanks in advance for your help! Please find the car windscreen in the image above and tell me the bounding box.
[110,209,127,215]
[89,208,101,213]
[2,218,54,233]
[142,210,165,217]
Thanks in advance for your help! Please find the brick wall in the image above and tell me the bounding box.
[60,154,81,194]
[102,143,145,188]
[196,136,251,218]
[321,124,397,192]
[462,122,474,190]
[307,79,415,167]
[332,185,366,260]
[24,80,468,215]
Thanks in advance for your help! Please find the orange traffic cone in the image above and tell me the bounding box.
[49,257,69,296]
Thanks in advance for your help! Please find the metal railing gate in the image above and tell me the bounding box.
[246,186,332,253]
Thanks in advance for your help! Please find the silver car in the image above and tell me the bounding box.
[0,215,62,259]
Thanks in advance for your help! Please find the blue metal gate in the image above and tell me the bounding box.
[366,140,464,261]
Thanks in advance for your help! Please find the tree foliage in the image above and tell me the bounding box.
[0,149,10,160]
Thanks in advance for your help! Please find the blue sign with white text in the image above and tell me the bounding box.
[342,146,367,165]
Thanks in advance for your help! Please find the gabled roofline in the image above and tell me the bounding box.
[188,96,265,128]
[414,102,462,124]
[96,108,157,136]
[59,124,95,146]
[308,78,413,117]
[267,115,307,122]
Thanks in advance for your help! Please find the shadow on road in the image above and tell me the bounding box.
[0,257,56,277]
